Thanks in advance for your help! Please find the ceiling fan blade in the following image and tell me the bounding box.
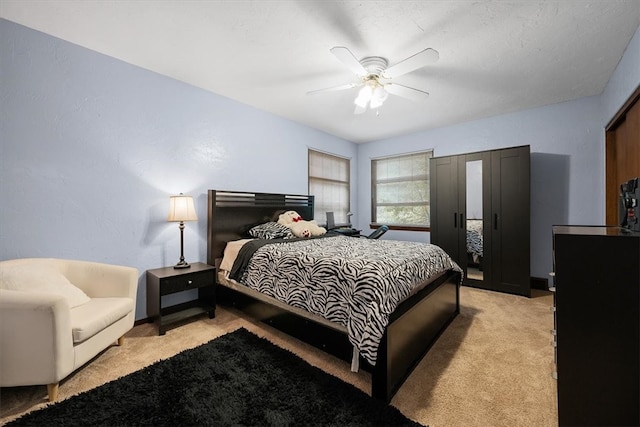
[384,83,430,102]
[382,48,439,79]
[306,82,359,95]
[330,46,368,76]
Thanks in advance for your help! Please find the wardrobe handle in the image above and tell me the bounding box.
[460,213,464,228]
[494,213,498,230]
[454,212,457,228]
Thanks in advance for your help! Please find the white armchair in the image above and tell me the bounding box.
[0,258,138,401]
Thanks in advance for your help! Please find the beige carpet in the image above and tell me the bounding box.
[0,286,557,427]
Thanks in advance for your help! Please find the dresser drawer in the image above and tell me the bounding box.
[160,270,213,295]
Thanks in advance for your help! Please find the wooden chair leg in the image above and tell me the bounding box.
[117,335,125,346]
[47,383,59,401]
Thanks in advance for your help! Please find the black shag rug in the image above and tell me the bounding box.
[8,328,424,426]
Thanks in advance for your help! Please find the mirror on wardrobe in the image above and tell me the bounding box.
[466,160,483,282]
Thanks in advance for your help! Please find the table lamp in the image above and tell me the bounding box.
[168,193,198,269]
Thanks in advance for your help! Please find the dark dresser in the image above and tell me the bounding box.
[552,226,639,426]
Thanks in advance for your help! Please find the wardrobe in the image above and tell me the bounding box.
[430,145,530,296]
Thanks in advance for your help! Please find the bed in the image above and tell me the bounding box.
[207,190,462,402]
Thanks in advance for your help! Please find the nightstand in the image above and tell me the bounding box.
[146,262,215,335]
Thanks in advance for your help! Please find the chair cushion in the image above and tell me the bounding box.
[0,261,90,308]
[70,297,133,344]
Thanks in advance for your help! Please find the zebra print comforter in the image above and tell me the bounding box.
[229,234,462,366]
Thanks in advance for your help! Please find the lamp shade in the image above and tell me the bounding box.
[168,194,198,222]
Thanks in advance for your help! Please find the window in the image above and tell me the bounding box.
[371,150,433,228]
[308,149,350,226]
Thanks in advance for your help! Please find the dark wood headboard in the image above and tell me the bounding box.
[207,190,315,265]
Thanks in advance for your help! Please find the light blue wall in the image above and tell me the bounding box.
[2,16,638,314]
[356,97,602,280]
[0,19,357,319]
[356,23,640,281]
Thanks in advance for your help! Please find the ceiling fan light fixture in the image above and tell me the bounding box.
[354,85,373,108]
[370,86,388,109]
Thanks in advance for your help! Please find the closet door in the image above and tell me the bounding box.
[430,155,466,271]
[490,145,530,296]
[464,151,492,287]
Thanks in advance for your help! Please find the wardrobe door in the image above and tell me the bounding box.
[490,145,530,296]
[463,151,492,287]
[430,155,466,270]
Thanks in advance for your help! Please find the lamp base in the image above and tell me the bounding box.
[174,261,191,269]
[174,221,191,269]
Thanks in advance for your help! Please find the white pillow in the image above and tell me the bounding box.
[0,261,90,308]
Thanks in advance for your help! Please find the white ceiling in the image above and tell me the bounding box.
[1,1,639,143]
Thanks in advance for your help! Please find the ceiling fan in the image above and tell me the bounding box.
[307,46,439,114]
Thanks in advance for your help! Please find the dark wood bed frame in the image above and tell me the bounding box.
[206,189,461,402]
